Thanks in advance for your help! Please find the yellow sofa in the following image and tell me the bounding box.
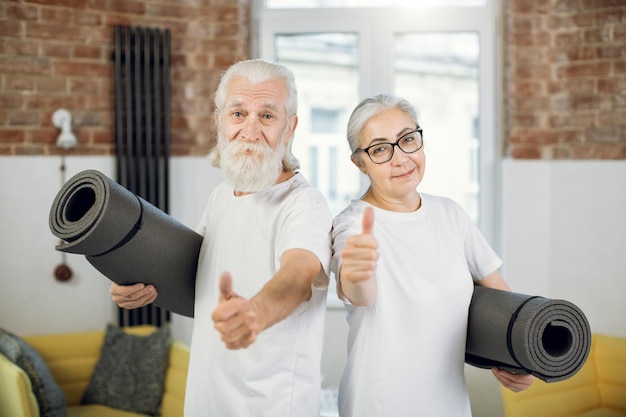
[0,325,189,417]
[501,334,626,417]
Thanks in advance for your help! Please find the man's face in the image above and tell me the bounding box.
[216,77,297,193]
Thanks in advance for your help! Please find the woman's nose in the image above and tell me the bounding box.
[390,144,409,164]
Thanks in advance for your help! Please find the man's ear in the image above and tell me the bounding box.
[351,153,368,174]
[283,115,298,146]
[214,109,220,130]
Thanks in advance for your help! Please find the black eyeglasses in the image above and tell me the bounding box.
[353,128,423,164]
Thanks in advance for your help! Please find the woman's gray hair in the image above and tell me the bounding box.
[211,59,300,171]
[346,94,420,153]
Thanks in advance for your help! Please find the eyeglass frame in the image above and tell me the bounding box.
[353,127,424,164]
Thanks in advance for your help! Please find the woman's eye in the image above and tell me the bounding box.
[402,134,415,143]
[371,146,388,155]
[263,113,273,120]
[233,111,243,118]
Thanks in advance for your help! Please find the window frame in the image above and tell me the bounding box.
[251,2,502,248]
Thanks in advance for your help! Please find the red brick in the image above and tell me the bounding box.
[582,0,626,10]
[558,130,584,143]
[0,93,24,109]
[40,8,74,24]
[0,39,39,56]
[13,145,48,156]
[554,31,585,46]
[27,129,57,145]
[0,56,52,76]
[553,46,597,61]
[4,75,36,91]
[53,61,110,77]
[37,76,66,92]
[74,11,102,26]
[584,26,611,43]
[93,130,113,144]
[598,110,626,125]
[6,4,38,21]
[512,114,540,127]
[615,23,626,40]
[70,78,98,94]
[0,129,26,143]
[554,0,582,13]
[557,62,611,78]
[107,0,146,15]
[598,78,625,92]
[0,20,21,37]
[596,45,624,59]
[73,45,102,59]
[26,22,82,41]
[510,146,542,159]
[40,43,72,59]
[548,79,596,94]
[8,110,39,125]
[29,0,86,7]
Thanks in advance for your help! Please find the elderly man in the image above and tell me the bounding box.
[110,59,332,417]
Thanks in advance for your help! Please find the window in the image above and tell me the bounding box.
[254,1,499,242]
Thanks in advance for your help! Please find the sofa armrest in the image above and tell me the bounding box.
[160,340,190,417]
[594,334,626,413]
[0,352,39,417]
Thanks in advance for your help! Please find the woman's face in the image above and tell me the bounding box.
[354,108,425,200]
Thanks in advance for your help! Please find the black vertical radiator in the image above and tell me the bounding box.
[113,25,171,327]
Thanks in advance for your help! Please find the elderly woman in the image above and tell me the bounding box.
[331,94,533,417]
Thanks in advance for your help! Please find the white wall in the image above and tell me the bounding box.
[468,159,626,417]
[1,156,625,416]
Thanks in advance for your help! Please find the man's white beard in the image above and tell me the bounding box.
[218,135,286,193]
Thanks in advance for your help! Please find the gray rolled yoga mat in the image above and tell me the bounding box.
[49,169,201,317]
[465,286,591,382]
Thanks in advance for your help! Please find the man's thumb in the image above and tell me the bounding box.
[219,271,234,300]
[362,206,375,235]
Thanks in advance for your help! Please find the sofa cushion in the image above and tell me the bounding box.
[0,328,67,417]
[81,324,170,416]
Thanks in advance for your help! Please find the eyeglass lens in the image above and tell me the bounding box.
[366,130,422,164]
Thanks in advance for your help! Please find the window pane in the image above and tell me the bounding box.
[266,0,486,8]
[394,32,480,221]
[275,33,361,215]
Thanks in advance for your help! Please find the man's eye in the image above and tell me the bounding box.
[263,114,273,120]
[233,111,243,118]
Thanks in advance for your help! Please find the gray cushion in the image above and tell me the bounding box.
[81,324,170,416]
[0,328,67,417]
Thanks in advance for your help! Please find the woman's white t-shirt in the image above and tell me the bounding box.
[331,194,502,417]
[184,173,332,417]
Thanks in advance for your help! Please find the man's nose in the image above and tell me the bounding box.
[240,117,261,142]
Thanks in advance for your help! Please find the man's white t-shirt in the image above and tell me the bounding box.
[331,194,502,417]
[184,173,332,417]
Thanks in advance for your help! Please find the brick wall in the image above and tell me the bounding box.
[0,0,250,156]
[1,1,624,159]
[504,0,626,159]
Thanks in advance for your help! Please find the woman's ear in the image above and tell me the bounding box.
[282,115,298,146]
[351,153,368,174]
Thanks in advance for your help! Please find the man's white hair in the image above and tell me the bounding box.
[210,59,300,171]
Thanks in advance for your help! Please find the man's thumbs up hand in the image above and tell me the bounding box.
[212,271,259,349]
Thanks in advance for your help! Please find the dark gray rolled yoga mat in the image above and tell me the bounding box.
[465,286,591,382]
[49,169,201,317]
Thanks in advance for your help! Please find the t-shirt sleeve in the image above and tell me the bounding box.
[276,187,333,277]
[462,209,503,279]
